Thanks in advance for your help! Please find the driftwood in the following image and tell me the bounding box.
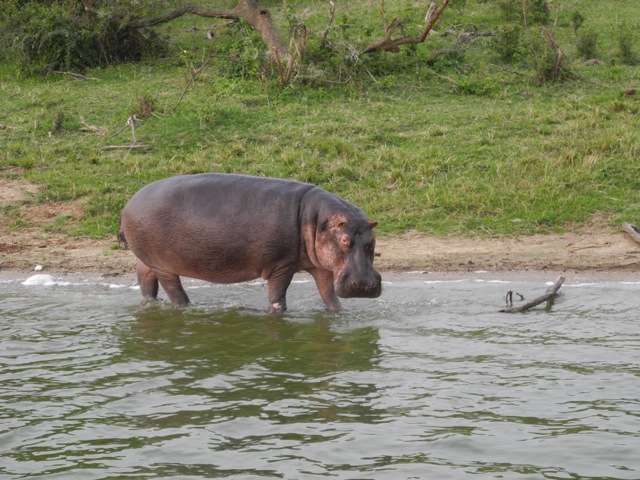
[500,276,565,313]
[622,223,640,244]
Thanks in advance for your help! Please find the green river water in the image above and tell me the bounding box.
[1,272,639,479]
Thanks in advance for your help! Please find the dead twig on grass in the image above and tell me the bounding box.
[52,71,100,81]
[79,116,107,135]
[99,115,146,153]
[96,145,150,151]
[500,276,565,313]
[110,115,142,142]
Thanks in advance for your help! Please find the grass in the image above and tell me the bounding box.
[1,0,639,240]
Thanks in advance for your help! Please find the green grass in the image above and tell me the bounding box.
[1,0,639,239]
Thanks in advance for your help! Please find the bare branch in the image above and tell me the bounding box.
[127,5,236,29]
[173,44,216,111]
[362,0,450,54]
[127,1,288,59]
[500,276,565,313]
[321,1,337,47]
[424,3,436,27]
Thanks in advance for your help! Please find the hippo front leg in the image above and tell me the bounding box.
[308,268,342,312]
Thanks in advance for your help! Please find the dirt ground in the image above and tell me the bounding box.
[2,178,640,277]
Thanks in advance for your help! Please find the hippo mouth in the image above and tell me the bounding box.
[334,271,382,299]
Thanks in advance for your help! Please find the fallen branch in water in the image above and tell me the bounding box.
[622,223,640,244]
[500,275,565,313]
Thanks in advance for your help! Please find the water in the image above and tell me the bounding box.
[1,272,639,480]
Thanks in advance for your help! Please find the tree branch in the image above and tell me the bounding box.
[127,1,288,59]
[500,276,565,313]
[362,0,450,54]
[127,5,237,29]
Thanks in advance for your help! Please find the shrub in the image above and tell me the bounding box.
[530,28,572,84]
[0,1,166,74]
[498,0,550,25]
[576,28,598,59]
[493,26,526,63]
[527,0,550,26]
[571,11,585,34]
[617,22,637,65]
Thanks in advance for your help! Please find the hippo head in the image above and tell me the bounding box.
[314,212,382,299]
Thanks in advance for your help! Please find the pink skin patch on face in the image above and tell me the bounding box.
[315,213,350,275]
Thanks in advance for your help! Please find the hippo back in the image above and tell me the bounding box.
[121,174,315,282]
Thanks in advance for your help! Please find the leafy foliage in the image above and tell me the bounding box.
[0,1,165,74]
[576,28,598,60]
[1,0,639,239]
[497,0,550,25]
[617,22,637,65]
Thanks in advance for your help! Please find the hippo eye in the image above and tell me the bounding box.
[364,240,375,255]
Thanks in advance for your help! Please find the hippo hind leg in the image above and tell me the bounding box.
[136,260,159,301]
[136,260,190,307]
[267,267,297,314]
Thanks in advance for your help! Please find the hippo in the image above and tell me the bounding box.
[119,173,382,312]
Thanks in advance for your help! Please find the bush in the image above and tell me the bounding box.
[498,0,550,25]
[530,28,572,84]
[527,0,550,26]
[493,26,526,63]
[576,28,598,59]
[0,1,166,74]
[571,11,585,34]
[617,22,637,65]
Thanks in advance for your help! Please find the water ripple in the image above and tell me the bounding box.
[1,278,639,478]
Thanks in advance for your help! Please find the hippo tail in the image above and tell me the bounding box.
[117,218,129,250]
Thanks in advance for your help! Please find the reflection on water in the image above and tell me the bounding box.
[1,274,640,479]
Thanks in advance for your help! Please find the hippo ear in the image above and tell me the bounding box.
[369,222,378,229]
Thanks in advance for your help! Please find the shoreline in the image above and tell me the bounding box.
[2,232,639,285]
[2,231,640,275]
[2,268,640,286]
